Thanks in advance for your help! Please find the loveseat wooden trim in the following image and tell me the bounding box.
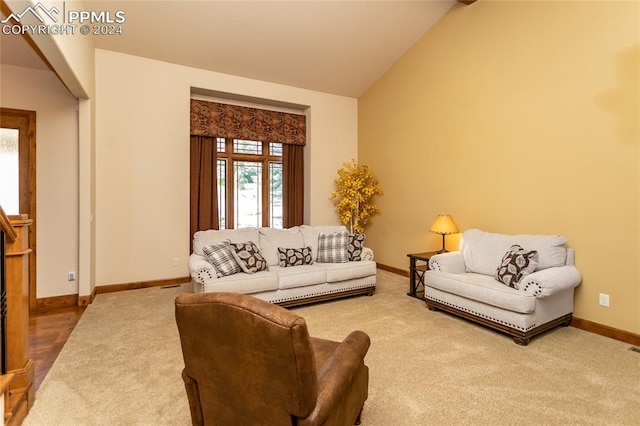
[425,298,573,346]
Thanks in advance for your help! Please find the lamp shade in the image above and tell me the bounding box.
[429,214,459,235]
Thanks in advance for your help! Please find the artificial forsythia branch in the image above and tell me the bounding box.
[330,160,383,234]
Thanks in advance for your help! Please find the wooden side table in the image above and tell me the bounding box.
[406,251,439,299]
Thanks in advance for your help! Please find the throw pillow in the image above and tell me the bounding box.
[202,240,243,277]
[495,244,539,289]
[316,231,349,263]
[230,241,269,274]
[348,233,366,261]
[277,247,314,267]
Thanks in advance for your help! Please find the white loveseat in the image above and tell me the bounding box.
[188,225,377,307]
[424,229,582,345]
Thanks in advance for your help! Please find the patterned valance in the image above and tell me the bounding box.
[190,100,306,146]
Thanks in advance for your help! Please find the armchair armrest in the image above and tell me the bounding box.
[188,254,217,287]
[520,266,582,298]
[181,369,204,425]
[429,251,466,273]
[302,331,370,425]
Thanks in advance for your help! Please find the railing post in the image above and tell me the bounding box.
[0,209,34,425]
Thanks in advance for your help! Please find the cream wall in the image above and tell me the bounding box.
[0,64,80,298]
[4,0,96,98]
[94,49,357,287]
[4,0,97,300]
[359,1,639,334]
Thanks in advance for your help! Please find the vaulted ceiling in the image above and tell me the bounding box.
[1,0,466,97]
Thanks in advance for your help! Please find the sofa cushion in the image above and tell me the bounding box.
[300,225,347,262]
[278,247,314,267]
[258,227,305,266]
[425,271,536,314]
[202,241,242,277]
[460,229,567,275]
[193,227,260,256]
[208,270,278,294]
[348,234,366,261]
[274,264,327,289]
[325,260,377,283]
[495,245,539,289]
[230,241,269,274]
[317,231,349,263]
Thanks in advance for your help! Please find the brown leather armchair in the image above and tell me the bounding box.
[175,292,371,426]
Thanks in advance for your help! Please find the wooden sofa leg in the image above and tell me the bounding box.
[355,407,363,425]
[513,336,530,346]
[426,303,438,311]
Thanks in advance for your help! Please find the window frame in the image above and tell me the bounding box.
[217,138,282,229]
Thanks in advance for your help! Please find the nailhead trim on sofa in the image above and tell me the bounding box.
[426,295,536,332]
[523,281,543,297]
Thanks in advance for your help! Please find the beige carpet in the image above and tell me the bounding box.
[24,270,640,425]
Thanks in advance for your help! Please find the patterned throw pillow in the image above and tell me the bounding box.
[495,244,539,289]
[277,247,314,267]
[230,241,269,274]
[316,231,349,263]
[202,240,242,277]
[348,233,366,261]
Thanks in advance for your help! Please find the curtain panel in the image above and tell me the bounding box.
[190,136,219,240]
[283,144,304,227]
[190,100,306,146]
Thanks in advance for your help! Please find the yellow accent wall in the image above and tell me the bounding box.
[359,1,640,333]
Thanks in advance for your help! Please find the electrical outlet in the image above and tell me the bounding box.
[173,258,180,267]
[598,293,610,307]
[68,271,76,281]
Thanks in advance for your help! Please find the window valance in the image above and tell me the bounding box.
[190,100,306,146]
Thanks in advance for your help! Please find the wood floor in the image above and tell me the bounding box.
[28,306,86,390]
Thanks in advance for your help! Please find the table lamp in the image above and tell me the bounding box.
[429,214,458,253]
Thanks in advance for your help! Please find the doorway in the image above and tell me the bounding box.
[0,108,37,309]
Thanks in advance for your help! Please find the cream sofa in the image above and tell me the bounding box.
[424,229,582,345]
[188,225,376,307]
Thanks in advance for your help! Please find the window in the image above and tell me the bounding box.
[0,128,19,214]
[216,138,282,229]
[190,100,305,236]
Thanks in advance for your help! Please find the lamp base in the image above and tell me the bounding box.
[437,234,447,254]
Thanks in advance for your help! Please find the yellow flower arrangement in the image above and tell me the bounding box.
[330,160,383,234]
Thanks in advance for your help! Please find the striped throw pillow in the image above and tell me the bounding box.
[317,231,349,263]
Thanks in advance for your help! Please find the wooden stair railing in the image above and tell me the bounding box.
[0,207,17,243]
[0,205,34,426]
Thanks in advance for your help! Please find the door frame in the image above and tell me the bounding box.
[1,108,37,310]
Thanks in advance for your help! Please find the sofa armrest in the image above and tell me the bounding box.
[302,331,370,425]
[361,247,374,261]
[520,266,582,298]
[188,254,217,286]
[429,251,466,273]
